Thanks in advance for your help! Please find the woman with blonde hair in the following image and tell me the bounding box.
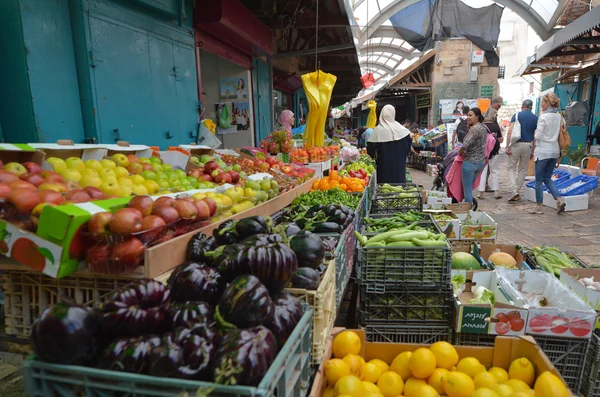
[529,93,566,214]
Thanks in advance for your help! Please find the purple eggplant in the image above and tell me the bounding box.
[31,303,102,365]
[168,262,225,305]
[100,279,170,337]
[167,301,213,329]
[98,335,161,374]
[213,326,278,386]
[265,293,303,348]
[216,275,274,329]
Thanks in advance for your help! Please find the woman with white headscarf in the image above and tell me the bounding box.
[367,104,412,183]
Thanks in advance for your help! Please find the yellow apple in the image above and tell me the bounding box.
[130,175,145,185]
[205,192,216,198]
[132,184,149,196]
[80,175,102,188]
[65,157,86,172]
[117,177,134,187]
[192,193,207,200]
[114,166,129,178]
[99,180,120,196]
[99,169,116,180]
[144,180,160,194]
[119,186,133,197]
[39,182,67,193]
[60,168,82,182]
[100,159,117,169]
[84,159,103,171]
[111,153,129,167]
[47,157,67,173]
[80,168,99,177]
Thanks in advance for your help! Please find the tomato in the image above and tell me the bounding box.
[509,317,525,332]
[569,317,592,337]
[507,311,521,321]
[495,321,511,335]
[529,314,552,333]
[550,316,568,334]
[496,313,509,323]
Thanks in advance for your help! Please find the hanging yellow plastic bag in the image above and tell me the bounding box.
[366,100,377,129]
[203,119,216,134]
[301,70,337,147]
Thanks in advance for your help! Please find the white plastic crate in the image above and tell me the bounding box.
[523,187,589,211]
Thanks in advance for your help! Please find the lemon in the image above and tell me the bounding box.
[534,371,570,397]
[409,348,437,379]
[456,357,486,378]
[390,351,413,380]
[508,358,535,387]
[443,371,475,397]
[403,377,428,397]
[363,362,383,383]
[335,375,365,397]
[322,386,336,397]
[429,341,459,370]
[369,358,390,373]
[343,354,365,379]
[324,358,350,385]
[377,371,404,397]
[333,331,361,358]
[427,367,449,394]
[505,379,531,392]
[474,371,498,389]
[473,388,500,397]
[493,383,515,397]
[414,384,440,397]
[510,393,533,397]
[362,381,381,393]
[489,367,510,383]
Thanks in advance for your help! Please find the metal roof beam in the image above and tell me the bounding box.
[272,43,356,59]
[359,44,416,59]
[360,61,395,75]
[367,27,404,40]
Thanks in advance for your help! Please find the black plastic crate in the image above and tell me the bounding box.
[370,194,423,214]
[361,213,441,235]
[531,334,589,392]
[453,332,497,347]
[582,332,600,397]
[363,324,452,344]
[356,243,452,286]
[359,285,453,326]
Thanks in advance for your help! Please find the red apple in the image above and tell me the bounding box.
[8,188,41,213]
[141,215,166,230]
[204,161,220,174]
[214,172,232,184]
[266,157,278,166]
[38,190,66,205]
[193,200,211,220]
[41,171,65,183]
[86,244,112,269]
[127,163,143,175]
[187,169,202,178]
[109,208,143,235]
[180,196,195,203]
[9,180,36,190]
[201,197,217,217]
[154,196,176,207]
[127,154,140,164]
[152,205,180,224]
[84,186,106,200]
[23,162,43,174]
[271,165,280,171]
[228,171,240,184]
[128,195,154,217]
[65,189,92,203]
[0,183,11,199]
[111,238,145,268]
[20,173,45,187]
[88,212,114,234]
[173,200,198,219]
[199,174,213,182]
[142,163,154,171]
[0,171,19,184]
[65,181,82,191]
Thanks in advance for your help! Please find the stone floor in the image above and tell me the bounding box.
[410,152,600,266]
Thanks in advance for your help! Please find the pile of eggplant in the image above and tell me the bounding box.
[276,204,355,234]
[30,215,327,387]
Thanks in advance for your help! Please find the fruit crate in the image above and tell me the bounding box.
[582,332,600,397]
[23,307,313,397]
[356,243,452,286]
[332,224,355,311]
[453,332,497,347]
[359,285,453,326]
[1,269,138,338]
[531,334,590,392]
[362,324,452,344]
[285,259,336,366]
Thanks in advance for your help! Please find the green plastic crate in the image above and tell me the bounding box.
[23,309,313,397]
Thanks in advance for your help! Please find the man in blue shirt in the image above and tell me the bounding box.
[506,99,538,202]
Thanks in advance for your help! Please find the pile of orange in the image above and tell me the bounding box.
[307,146,330,163]
[312,170,366,192]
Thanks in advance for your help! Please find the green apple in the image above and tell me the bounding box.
[158,180,170,189]
[100,159,117,169]
[141,170,157,181]
[233,164,241,172]
[60,168,82,182]
[157,172,168,181]
[84,159,103,171]
[162,164,172,172]
[165,171,177,180]
[169,179,182,187]
[152,164,163,173]
[260,179,271,191]
[245,180,261,191]
[174,169,186,179]
[65,157,85,172]
[46,157,68,173]
[148,157,161,165]
[139,158,151,164]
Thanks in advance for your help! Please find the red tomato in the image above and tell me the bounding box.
[510,317,526,332]
[569,317,592,337]
[495,321,511,335]
[496,313,509,323]
[529,314,552,333]
[550,316,568,334]
[507,311,521,321]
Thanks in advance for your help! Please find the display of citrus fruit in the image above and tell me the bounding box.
[376,371,404,397]
[403,377,428,397]
[534,371,570,397]
[343,354,365,379]
[332,331,361,358]
[474,371,498,389]
[493,383,515,397]
[335,375,365,397]
[472,388,500,397]
[443,371,475,397]
[362,362,383,383]
[505,379,531,392]
[324,358,350,385]
[456,357,486,378]
[427,367,450,394]
[362,381,381,394]
[509,358,535,387]
[369,358,390,373]
[489,367,510,383]
[429,341,459,370]
[390,351,413,380]
[409,347,437,379]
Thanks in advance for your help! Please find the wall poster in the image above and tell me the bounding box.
[220,78,248,100]
[439,98,491,120]
[216,102,250,135]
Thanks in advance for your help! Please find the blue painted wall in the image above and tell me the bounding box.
[252,58,272,143]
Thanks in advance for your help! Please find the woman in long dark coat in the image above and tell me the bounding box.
[367,104,412,183]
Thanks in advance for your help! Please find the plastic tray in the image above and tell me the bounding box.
[23,307,313,397]
[362,324,452,344]
[556,174,599,196]
[525,169,571,190]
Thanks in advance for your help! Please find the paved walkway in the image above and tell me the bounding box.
[410,152,600,266]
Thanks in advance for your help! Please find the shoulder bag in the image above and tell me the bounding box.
[510,112,521,145]
[558,115,572,154]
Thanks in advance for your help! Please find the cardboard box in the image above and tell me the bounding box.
[456,211,497,240]
[423,190,452,210]
[306,160,331,178]
[446,202,472,214]
[453,270,528,335]
[496,268,597,339]
[0,144,45,166]
[478,243,529,270]
[426,210,460,239]
[29,142,107,170]
[561,268,600,328]
[308,328,573,397]
[102,142,153,158]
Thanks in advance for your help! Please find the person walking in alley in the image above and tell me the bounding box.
[506,99,538,202]
[477,113,503,200]
[483,96,503,123]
